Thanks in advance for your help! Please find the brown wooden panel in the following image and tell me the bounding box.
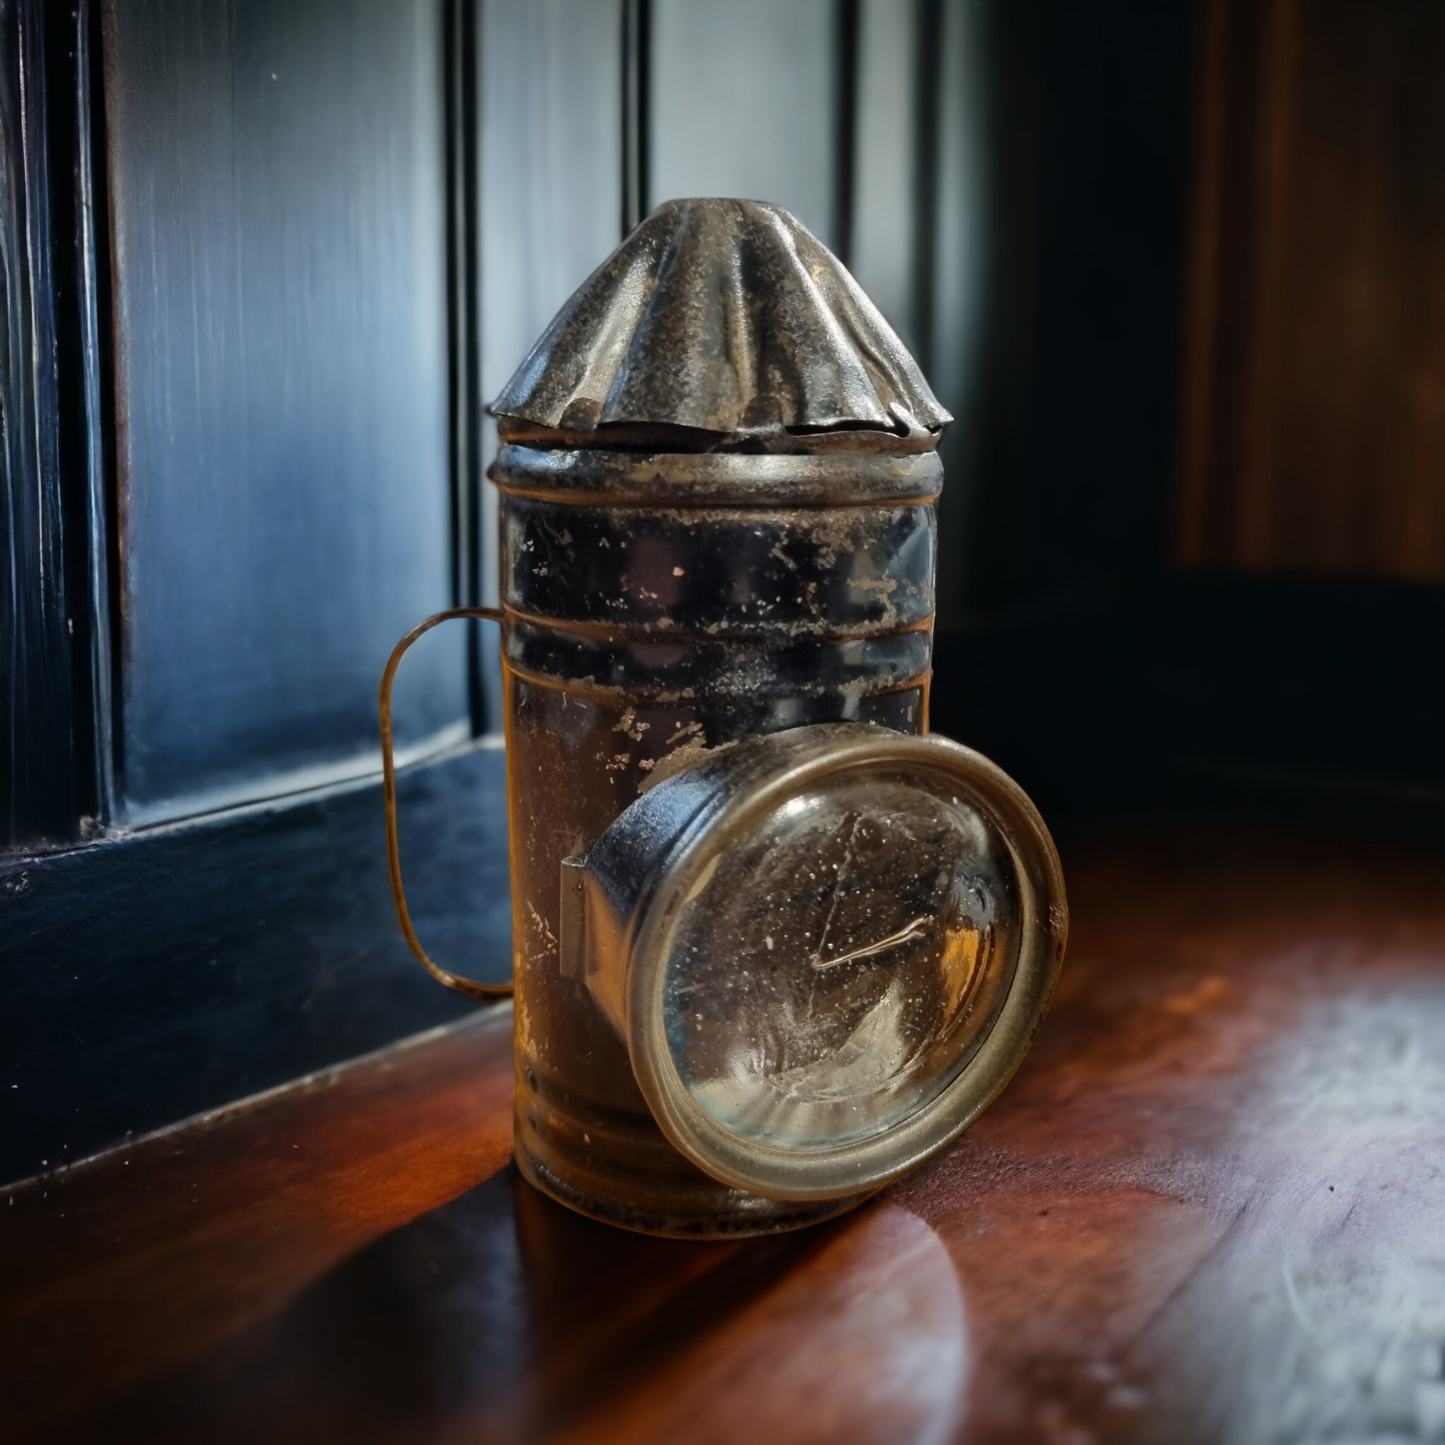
[1176,0,1445,582]
[6,821,1445,1442]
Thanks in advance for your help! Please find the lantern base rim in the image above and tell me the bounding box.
[514,1107,873,1240]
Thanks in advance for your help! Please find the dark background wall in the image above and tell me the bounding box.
[929,0,1192,812]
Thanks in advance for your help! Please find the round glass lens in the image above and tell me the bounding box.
[660,766,1022,1152]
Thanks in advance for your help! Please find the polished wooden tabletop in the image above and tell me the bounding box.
[6,819,1445,1444]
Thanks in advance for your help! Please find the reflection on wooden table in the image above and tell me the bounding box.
[5,820,1445,1444]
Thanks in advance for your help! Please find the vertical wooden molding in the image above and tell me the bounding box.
[73,0,117,828]
[98,0,130,815]
[0,0,111,849]
[1174,0,1230,567]
[621,0,651,237]
[831,0,860,267]
[445,0,485,733]
[911,0,943,376]
[1236,0,1299,568]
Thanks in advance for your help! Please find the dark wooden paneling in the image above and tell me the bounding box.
[0,0,100,850]
[1161,573,1445,798]
[444,0,486,735]
[7,820,1445,1443]
[649,0,837,247]
[620,0,651,235]
[103,0,467,826]
[1176,0,1445,582]
[849,0,922,354]
[829,0,858,267]
[928,1,1191,811]
[0,745,510,1186]
[930,0,1191,627]
[909,0,943,374]
[1147,1,1445,809]
[940,573,1445,825]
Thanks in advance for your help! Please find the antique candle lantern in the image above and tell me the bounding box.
[382,200,1067,1238]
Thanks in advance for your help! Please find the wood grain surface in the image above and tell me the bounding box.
[5,820,1445,1444]
[1175,0,1445,583]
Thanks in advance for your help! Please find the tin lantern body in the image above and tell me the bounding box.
[489,199,1016,1237]
[495,440,941,1234]
[383,201,1067,1240]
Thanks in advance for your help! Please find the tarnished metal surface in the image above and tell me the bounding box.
[487,200,954,1235]
[491,442,943,506]
[499,440,938,1235]
[489,198,952,442]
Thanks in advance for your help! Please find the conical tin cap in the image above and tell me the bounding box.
[490,198,951,443]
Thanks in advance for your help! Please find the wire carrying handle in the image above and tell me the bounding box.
[379,606,512,1002]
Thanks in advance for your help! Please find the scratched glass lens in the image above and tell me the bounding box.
[661,770,1021,1151]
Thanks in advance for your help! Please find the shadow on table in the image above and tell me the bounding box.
[84,1161,967,1445]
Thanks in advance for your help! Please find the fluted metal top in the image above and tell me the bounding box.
[489,198,951,444]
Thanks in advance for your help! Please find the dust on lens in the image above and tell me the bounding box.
[661,768,1021,1151]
